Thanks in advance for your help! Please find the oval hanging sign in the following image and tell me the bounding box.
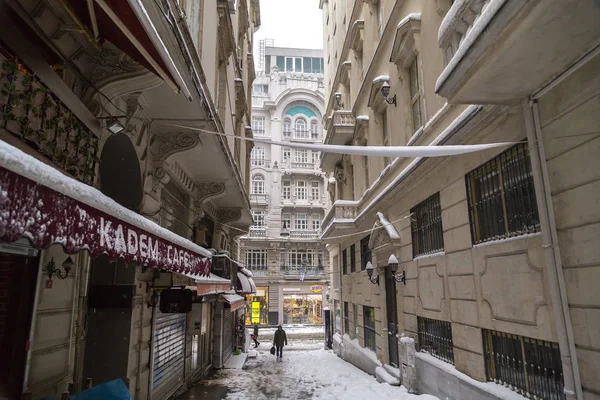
[310,285,324,293]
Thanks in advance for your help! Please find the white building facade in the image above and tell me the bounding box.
[240,45,331,326]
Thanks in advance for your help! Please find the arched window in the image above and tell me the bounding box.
[283,118,291,138]
[251,174,265,194]
[310,120,319,140]
[295,118,308,138]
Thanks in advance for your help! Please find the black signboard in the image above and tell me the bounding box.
[160,289,193,313]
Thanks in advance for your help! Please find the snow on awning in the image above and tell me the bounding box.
[0,141,211,275]
[236,272,253,294]
[248,277,257,294]
[240,267,253,277]
[220,294,245,311]
[179,271,232,296]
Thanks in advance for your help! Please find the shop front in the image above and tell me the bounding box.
[281,284,325,325]
[245,287,269,325]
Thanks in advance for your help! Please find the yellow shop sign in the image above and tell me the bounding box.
[310,285,324,293]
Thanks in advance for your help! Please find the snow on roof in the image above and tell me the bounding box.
[376,212,400,240]
[0,141,211,258]
[180,272,230,284]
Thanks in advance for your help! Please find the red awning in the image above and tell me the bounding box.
[0,140,211,275]
[66,0,178,91]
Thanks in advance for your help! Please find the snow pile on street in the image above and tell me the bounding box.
[205,348,438,400]
[376,366,400,386]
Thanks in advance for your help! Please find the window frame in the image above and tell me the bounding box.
[411,192,444,258]
[342,249,347,275]
[312,214,321,231]
[409,58,422,133]
[343,302,350,335]
[310,120,319,139]
[283,147,291,161]
[283,118,292,138]
[465,142,540,244]
[294,118,309,139]
[295,213,308,230]
[363,306,376,352]
[295,180,307,200]
[251,174,265,194]
[282,213,291,229]
[251,146,265,166]
[350,243,356,273]
[251,211,266,228]
[245,249,268,274]
[282,180,291,200]
[251,116,266,136]
[311,181,320,200]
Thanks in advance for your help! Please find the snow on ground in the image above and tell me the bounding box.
[191,342,438,400]
[259,325,324,336]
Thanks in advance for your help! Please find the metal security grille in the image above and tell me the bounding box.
[152,313,186,399]
[222,309,234,362]
[483,329,565,400]
[411,192,444,257]
[417,317,454,364]
[466,142,540,244]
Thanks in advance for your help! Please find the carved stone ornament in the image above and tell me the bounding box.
[216,208,243,224]
[334,165,346,185]
[151,132,200,161]
[195,182,227,205]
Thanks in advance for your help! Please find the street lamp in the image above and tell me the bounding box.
[380,81,397,106]
[365,261,379,285]
[388,254,406,285]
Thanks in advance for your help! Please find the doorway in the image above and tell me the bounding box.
[384,267,399,367]
[0,253,39,399]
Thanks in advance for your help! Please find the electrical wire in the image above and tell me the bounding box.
[320,213,414,241]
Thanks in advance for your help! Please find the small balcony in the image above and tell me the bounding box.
[281,264,325,278]
[322,110,355,170]
[247,228,266,238]
[282,195,327,208]
[288,229,320,239]
[281,158,319,173]
[250,159,271,168]
[320,200,360,242]
[436,0,600,104]
[0,53,99,185]
[249,193,269,204]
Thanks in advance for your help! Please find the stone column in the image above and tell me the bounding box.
[400,336,417,393]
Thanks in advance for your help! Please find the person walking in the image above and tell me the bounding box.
[273,325,288,361]
[252,324,260,348]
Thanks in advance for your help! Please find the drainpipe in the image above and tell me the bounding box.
[522,99,582,400]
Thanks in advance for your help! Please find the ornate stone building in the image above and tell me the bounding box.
[239,44,331,326]
[0,0,259,399]
[320,0,600,399]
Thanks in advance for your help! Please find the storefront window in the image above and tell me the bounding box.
[245,287,269,325]
[283,294,323,324]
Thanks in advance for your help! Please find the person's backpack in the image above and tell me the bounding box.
[270,346,276,355]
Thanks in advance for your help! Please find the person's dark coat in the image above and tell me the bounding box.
[253,325,259,337]
[273,329,288,347]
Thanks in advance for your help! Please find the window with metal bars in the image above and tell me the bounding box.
[466,142,540,244]
[363,306,376,352]
[344,302,350,335]
[360,235,371,271]
[411,192,444,258]
[417,317,454,364]
[483,329,565,400]
[350,244,356,273]
[342,249,347,275]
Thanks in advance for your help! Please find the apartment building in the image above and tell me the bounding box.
[240,44,331,326]
[320,0,600,399]
[0,0,259,398]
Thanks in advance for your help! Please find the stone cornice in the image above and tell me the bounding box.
[217,0,236,61]
[349,20,365,54]
[340,61,352,85]
[390,14,422,68]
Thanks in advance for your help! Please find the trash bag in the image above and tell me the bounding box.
[70,379,132,400]
[251,334,256,340]
[270,346,276,355]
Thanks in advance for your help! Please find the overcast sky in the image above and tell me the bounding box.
[253,0,323,55]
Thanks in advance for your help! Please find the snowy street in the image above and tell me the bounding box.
[177,338,438,400]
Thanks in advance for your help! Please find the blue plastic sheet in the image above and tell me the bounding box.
[70,379,132,400]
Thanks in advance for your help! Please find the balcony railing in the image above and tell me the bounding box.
[439,0,491,66]
[282,265,325,276]
[250,159,271,167]
[0,53,99,185]
[289,229,320,239]
[332,110,356,126]
[248,228,266,237]
[249,193,269,204]
[290,161,316,169]
[321,200,360,231]
[282,195,326,206]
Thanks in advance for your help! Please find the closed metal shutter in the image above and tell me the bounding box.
[152,310,186,400]
[222,309,233,364]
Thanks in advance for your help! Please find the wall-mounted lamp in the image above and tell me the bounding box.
[381,82,397,107]
[388,254,406,285]
[334,92,344,109]
[46,257,73,280]
[365,261,379,285]
[98,115,127,135]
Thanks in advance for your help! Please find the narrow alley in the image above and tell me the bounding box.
[178,336,436,400]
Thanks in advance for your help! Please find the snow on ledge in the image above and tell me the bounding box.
[0,141,212,259]
[373,75,390,84]
[436,0,508,93]
[397,13,422,29]
[343,333,382,367]
[413,251,445,261]
[416,352,528,400]
[473,232,542,248]
[356,115,369,121]
[376,212,400,240]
